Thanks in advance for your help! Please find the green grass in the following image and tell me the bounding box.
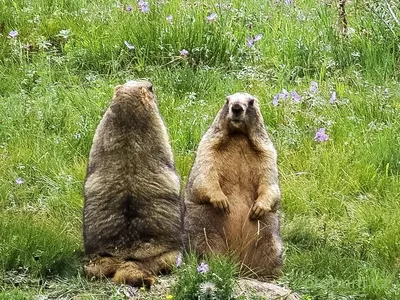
[1,0,400,299]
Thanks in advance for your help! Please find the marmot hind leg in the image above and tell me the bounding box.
[240,231,283,281]
[144,250,180,274]
[187,230,229,256]
[112,250,180,288]
[113,261,155,288]
[84,256,123,279]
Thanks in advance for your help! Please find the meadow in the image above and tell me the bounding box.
[1,0,400,298]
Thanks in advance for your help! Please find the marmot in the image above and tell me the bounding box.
[183,93,283,280]
[83,80,181,288]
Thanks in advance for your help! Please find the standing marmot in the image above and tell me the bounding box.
[83,80,181,288]
[184,93,283,280]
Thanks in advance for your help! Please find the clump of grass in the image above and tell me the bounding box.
[0,213,81,277]
[0,290,27,300]
[171,252,238,300]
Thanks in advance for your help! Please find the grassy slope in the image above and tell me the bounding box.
[1,0,400,299]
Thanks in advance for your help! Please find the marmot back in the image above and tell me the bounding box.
[83,80,181,287]
[184,92,283,280]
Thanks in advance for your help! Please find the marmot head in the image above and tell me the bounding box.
[224,92,262,133]
[112,80,158,114]
[106,80,164,132]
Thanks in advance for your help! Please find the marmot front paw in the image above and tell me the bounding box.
[250,201,270,219]
[210,196,230,214]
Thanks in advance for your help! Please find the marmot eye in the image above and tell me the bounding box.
[249,98,255,106]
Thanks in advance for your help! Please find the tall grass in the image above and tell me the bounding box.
[1,0,400,298]
[1,0,399,79]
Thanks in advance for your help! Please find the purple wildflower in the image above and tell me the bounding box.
[285,0,294,5]
[247,34,262,47]
[138,0,149,13]
[180,49,189,57]
[15,177,24,184]
[126,5,133,11]
[273,89,293,105]
[310,81,318,94]
[206,13,217,22]
[291,90,301,103]
[124,41,135,50]
[314,128,329,142]
[272,93,280,106]
[197,262,209,274]
[281,88,290,99]
[8,30,18,38]
[246,37,254,47]
[330,91,337,103]
[140,3,149,13]
[176,252,182,267]
[253,33,263,42]
[166,14,173,24]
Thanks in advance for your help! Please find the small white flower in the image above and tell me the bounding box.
[330,91,337,103]
[57,29,70,39]
[176,252,182,267]
[166,14,173,24]
[199,281,217,296]
[206,13,217,22]
[15,177,24,184]
[180,49,189,57]
[124,40,135,50]
[38,37,52,50]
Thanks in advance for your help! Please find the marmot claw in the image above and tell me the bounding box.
[211,197,230,214]
[250,201,270,220]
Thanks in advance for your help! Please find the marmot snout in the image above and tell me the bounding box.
[226,93,257,132]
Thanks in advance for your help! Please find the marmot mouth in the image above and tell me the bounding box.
[229,119,245,128]
[230,118,244,123]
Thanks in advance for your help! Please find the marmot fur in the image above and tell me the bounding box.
[184,92,283,280]
[83,80,181,287]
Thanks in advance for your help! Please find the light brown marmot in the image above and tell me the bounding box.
[183,92,283,280]
[83,80,181,288]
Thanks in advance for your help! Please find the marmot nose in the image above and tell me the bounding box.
[232,103,244,114]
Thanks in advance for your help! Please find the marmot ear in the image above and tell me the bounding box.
[249,98,255,106]
[140,86,153,105]
[140,86,148,98]
[225,96,230,104]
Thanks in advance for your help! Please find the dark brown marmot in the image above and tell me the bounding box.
[83,80,181,288]
[184,92,283,280]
